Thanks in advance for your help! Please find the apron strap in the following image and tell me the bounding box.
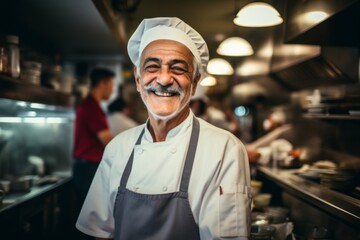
[179,117,200,193]
[120,128,145,188]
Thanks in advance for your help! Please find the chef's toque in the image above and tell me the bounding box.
[127,17,209,77]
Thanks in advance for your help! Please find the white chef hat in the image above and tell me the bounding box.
[127,17,209,77]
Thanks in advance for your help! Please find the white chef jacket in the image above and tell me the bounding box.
[76,111,252,239]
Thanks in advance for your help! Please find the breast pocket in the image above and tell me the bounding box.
[219,184,251,237]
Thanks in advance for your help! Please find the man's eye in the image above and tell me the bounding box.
[171,67,188,75]
[145,65,160,73]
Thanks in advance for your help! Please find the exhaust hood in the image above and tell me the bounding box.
[269,0,359,92]
[270,46,359,91]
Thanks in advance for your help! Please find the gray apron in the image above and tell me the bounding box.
[113,118,201,240]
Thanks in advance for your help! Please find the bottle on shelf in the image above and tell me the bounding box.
[5,35,20,79]
[0,40,8,75]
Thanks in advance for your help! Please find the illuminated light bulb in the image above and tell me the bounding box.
[234,2,283,27]
[207,58,234,75]
[217,37,254,56]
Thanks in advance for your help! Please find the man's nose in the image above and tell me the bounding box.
[157,66,174,86]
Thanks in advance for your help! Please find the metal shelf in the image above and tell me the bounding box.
[0,75,74,107]
[303,113,360,120]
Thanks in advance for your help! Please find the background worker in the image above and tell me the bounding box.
[107,96,138,136]
[72,67,115,218]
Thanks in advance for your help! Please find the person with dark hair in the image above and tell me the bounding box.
[72,67,115,223]
[107,97,138,136]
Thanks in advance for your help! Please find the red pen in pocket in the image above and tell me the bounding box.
[219,186,223,195]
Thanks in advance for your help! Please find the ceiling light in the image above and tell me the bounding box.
[217,37,254,56]
[200,75,217,86]
[207,58,234,75]
[302,11,329,24]
[233,2,283,27]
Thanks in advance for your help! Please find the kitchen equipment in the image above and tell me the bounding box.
[294,225,333,240]
[251,224,276,240]
[0,189,4,207]
[251,180,263,196]
[10,176,35,192]
[264,207,290,224]
[251,212,273,226]
[0,180,11,193]
[320,169,357,192]
[270,139,293,169]
[22,61,42,85]
[0,42,7,75]
[5,35,20,79]
[253,193,272,208]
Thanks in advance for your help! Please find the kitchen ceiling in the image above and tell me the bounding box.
[0,0,124,58]
[0,0,278,71]
[95,0,278,73]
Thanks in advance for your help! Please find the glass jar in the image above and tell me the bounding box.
[5,35,20,79]
[22,61,42,85]
[0,44,8,75]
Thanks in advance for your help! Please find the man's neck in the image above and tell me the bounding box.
[90,89,102,103]
[147,108,190,142]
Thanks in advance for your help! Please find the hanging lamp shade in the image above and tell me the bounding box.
[303,11,329,24]
[233,2,283,27]
[200,75,217,86]
[207,58,234,75]
[217,37,254,56]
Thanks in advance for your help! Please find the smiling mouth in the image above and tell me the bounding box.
[151,90,179,97]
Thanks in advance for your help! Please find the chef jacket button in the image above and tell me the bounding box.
[171,148,177,154]
[137,148,143,155]
[133,186,139,192]
[162,186,168,192]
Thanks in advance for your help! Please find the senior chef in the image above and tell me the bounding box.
[76,17,252,240]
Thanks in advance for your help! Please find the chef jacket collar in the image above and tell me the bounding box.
[143,111,195,143]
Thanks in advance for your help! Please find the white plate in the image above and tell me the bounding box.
[349,110,360,116]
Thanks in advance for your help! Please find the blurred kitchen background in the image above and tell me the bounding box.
[0,0,359,239]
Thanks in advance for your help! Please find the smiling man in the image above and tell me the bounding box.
[76,17,252,240]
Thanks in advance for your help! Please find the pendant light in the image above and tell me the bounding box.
[200,75,217,86]
[233,2,283,27]
[217,37,254,56]
[207,58,234,75]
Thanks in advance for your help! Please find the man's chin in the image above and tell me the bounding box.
[149,111,178,121]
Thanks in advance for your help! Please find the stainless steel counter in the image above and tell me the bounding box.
[257,166,360,229]
[0,176,72,214]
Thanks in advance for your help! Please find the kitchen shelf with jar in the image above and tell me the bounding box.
[302,94,360,121]
[303,113,360,120]
[0,74,74,107]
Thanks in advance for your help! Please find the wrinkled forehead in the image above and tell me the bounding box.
[140,40,194,64]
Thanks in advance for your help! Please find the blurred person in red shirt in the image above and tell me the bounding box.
[72,67,115,215]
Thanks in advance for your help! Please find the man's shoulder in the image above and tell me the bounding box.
[104,124,144,157]
[198,117,241,144]
[109,124,144,144]
[198,117,232,135]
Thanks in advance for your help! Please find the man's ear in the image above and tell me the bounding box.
[191,74,202,96]
[133,66,140,92]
